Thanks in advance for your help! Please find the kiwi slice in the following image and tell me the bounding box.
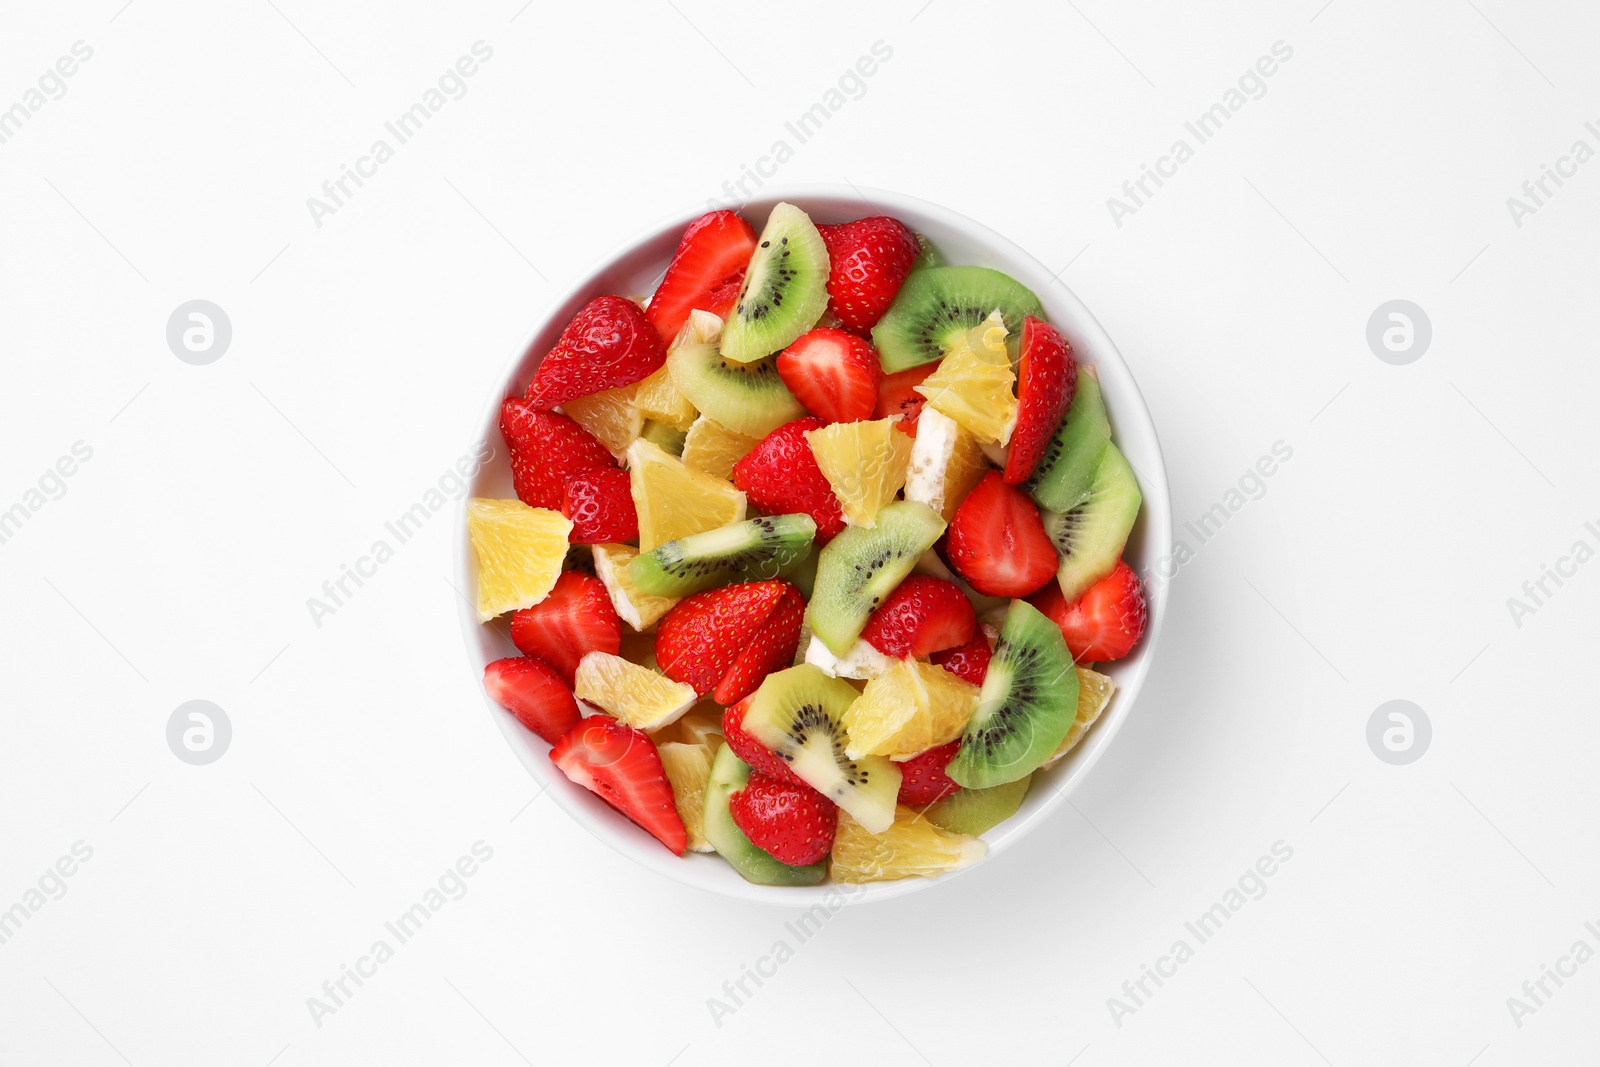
[640,420,687,456]
[806,501,946,656]
[923,773,1032,836]
[1023,369,1111,513]
[630,514,816,598]
[786,543,819,600]
[1041,443,1142,600]
[703,744,827,886]
[667,337,803,439]
[742,664,901,833]
[947,601,1078,790]
[871,266,1047,373]
[910,233,942,271]
[720,202,830,362]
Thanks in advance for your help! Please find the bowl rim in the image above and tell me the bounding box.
[453,183,1172,906]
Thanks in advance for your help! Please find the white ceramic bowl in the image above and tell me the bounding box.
[455,185,1171,905]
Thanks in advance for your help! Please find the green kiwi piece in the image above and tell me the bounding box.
[805,501,946,656]
[667,337,804,439]
[639,420,686,456]
[720,202,830,362]
[947,601,1078,790]
[923,773,1032,836]
[704,744,827,886]
[742,665,901,833]
[1041,442,1142,600]
[871,265,1047,373]
[629,514,816,598]
[1023,369,1111,512]
[910,233,942,271]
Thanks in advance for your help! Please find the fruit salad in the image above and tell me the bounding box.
[469,202,1147,886]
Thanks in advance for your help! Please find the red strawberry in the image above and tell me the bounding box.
[1029,559,1147,662]
[1005,317,1078,485]
[860,576,976,659]
[715,585,804,704]
[500,398,616,510]
[551,716,687,854]
[930,634,992,687]
[646,211,758,345]
[562,467,639,544]
[876,363,938,435]
[775,328,882,424]
[731,418,846,542]
[526,296,666,409]
[816,216,921,333]
[722,698,804,785]
[730,773,837,865]
[947,471,1058,598]
[896,741,962,806]
[655,581,793,697]
[483,656,581,744]
[510,571,622,684]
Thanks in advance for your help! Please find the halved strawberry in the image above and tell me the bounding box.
[816,216,921,333]
[526,296,666,409]
[655,581,794,697]
[1029,558,1147,662]
[1005,316,1078,484]
[562,467,639,544]
[510,571,622,684]
[930,633,992,687]
[646,210,758,346]
[551,716,687,854]
[896,741,962,806]
[722,697,804,785]
[730,773,837,865]
[731,418,846,543]
[775,328,882,424]
[500,398,616,510]
[860,576,976,659]
[483,656,581,744]
[876,363,938,435]
[715,584,804,704]
[947,471,1058,597]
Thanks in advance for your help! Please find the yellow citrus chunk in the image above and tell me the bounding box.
[914,311,1018,445]
[561,384,643,458]
[1043,665,1116,768]
[633,365,698,431]
[680,415,760,481]
[658,739,719,852]
[626,438,746,551]
[843,659,980,759]
[830,804,986,883]
[574,651,698,731]
[466,498,572,622]
[902,406,990,522]
[804,418,914,527]
[650,705,724,748]
[591,543,679,631]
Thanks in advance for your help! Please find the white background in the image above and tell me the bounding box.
[2,0,1596,1064]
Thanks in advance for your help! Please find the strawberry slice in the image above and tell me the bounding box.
[500,398,616,510]
[1029,558,1147,662]
[646,210,759,346]
[483,656,581,744]
[714,584,804,704]
[510,571,622,684]
[930,633,992,687]
[526,296,667,409]
[730,772,838,865]
[947,471,1058,597]
[731,418,846,543]
[551,715,687,854]
[816,216,921,333]
[655,581,793,697]
[1005,316,1078,484]
[775,328,882,424]
[896,741,962,806]
[860,575,976,659]
[875,363,938,435]
[562,467,639,544]
[722,697,804,785]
